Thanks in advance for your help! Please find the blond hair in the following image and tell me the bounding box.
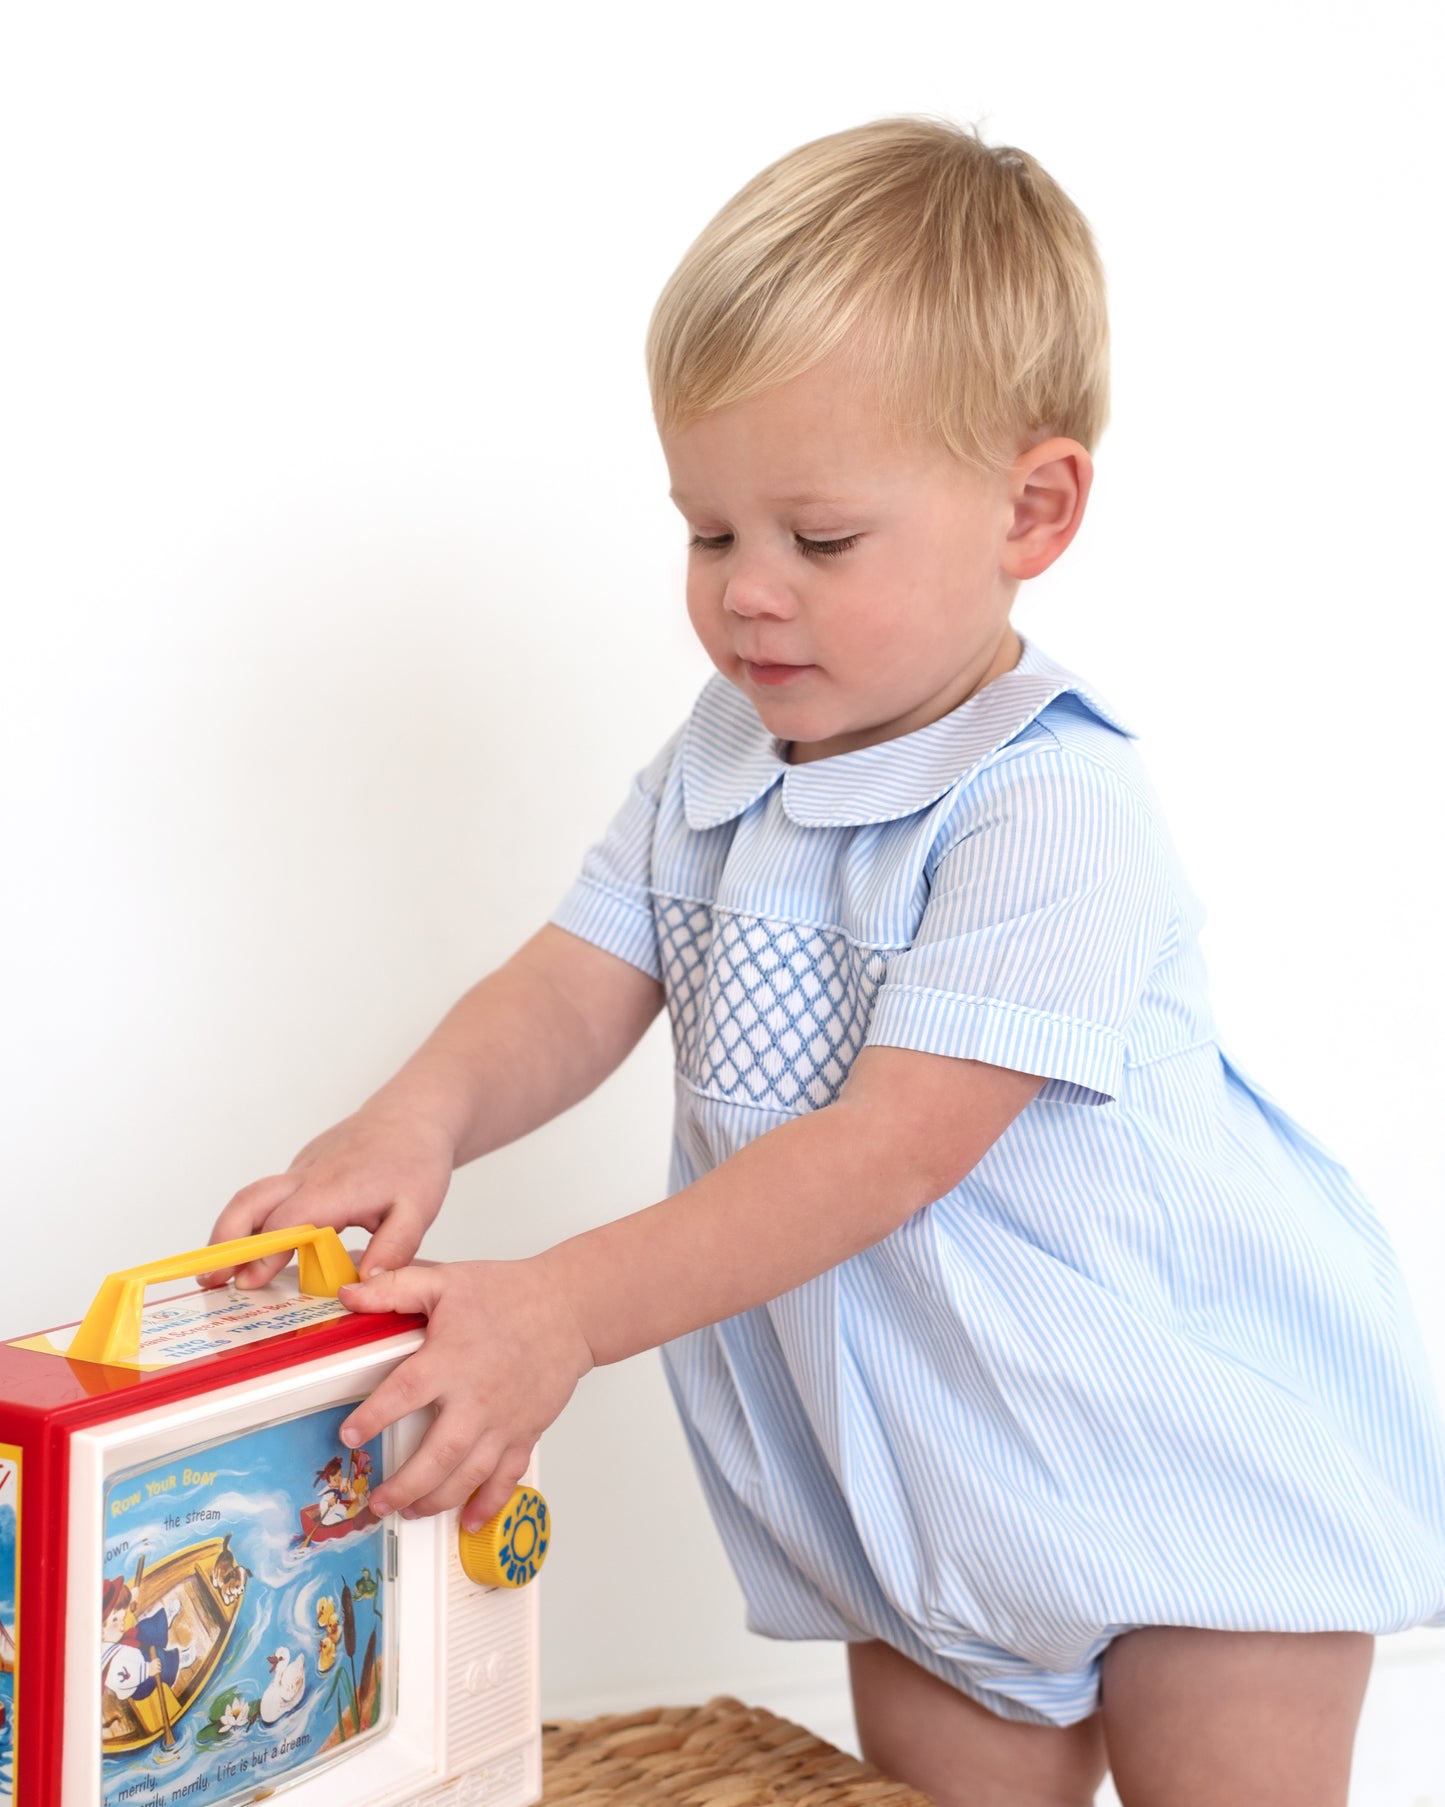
[646,118,1109,473]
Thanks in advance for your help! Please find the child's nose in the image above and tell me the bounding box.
[722,562,794,619]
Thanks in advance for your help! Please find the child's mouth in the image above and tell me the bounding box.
[744,660,811,686]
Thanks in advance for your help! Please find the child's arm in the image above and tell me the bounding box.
[205,924,665,1287]
[337,1045,1040,1528]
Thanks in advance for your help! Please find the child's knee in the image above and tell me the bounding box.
[848,1639,1107,1807]
[1101,1627,1373,1807]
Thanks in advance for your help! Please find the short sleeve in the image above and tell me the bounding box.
[548,728,682,982]
[864,746,1175,1104]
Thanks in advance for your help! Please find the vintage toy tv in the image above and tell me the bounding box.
[0,1227,549,1807]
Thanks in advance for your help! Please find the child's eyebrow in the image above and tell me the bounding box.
[669,487,863,509]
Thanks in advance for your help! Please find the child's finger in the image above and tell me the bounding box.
[368,1409,500,1521]
[358,1200,434,1279]
[233,1245,310,1289]
[233,1202,331,1291]
[400,1440,531,1527]
[390,1436,517,1523]
[334,1311,447,1452]
[460,1444,534,1533]
[199,1174,305,1287]
[337,1265,444,1319]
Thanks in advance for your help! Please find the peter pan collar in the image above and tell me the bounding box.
[680,638,1133,830]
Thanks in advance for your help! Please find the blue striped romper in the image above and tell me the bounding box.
[550,637,1445,1725]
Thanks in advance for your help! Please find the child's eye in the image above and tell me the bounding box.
[686,532,860,558]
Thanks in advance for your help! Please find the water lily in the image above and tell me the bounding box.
[219,1695,249,1735]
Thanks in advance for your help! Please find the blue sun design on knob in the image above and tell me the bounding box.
[495,1489,549,1586]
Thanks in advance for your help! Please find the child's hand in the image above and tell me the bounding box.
[336,1258,594,1530]
[203,1107,456,1289]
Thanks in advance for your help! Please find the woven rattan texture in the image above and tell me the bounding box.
[541,1697,934,1806]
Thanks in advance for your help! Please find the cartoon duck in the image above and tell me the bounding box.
[315,1595,342,1673]
[259,1648,306,1724]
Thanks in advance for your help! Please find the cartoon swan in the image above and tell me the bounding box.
[259,1648,306,1724]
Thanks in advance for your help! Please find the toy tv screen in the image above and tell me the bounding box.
[1,1446,15,1807]
[100,1403,393,1806]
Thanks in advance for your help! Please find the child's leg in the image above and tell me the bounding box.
[1100,1627,1374,1807]
[848,1639,1108,1807]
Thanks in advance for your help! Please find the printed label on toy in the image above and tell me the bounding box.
[16,1272,350,1369]
[0,1445,18,1807]
[100,1405,392,1806]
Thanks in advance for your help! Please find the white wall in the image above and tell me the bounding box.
[3,0,1441,1775]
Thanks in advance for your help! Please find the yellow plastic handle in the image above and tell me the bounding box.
[67,1226,359,1367]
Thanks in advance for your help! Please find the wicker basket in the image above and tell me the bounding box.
[541,1697,935,1805]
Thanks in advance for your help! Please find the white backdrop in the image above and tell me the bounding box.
[2,0,1441,1777]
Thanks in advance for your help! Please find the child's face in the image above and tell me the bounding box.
[662,356,1032,763]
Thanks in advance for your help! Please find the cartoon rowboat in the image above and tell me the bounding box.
[295,1448,377,1546]
[101,1535,247,1756]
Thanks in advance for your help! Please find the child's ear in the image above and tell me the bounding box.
[1002,438,1093,580]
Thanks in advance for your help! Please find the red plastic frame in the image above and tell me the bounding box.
[0,1302,423,1807]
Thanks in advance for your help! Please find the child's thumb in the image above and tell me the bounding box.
[358,1205,430,1280]
[337,1265,441,1319]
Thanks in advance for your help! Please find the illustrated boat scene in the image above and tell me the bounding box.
[99,1407,390,1807]
[101,1535,246,1754]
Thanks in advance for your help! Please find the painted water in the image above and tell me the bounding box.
[101,1405,391,1807]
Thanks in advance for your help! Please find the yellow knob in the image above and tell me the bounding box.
[457,1485,550,1588]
